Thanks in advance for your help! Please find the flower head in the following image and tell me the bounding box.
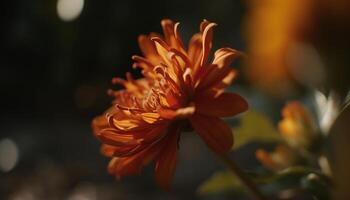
[255,101,318,171]
[92,19,248,189]
[278,101,317,150]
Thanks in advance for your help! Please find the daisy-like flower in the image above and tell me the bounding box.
[92,19,248,189]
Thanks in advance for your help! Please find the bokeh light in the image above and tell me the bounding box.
[57,0,84,22]
[0,138,19,172]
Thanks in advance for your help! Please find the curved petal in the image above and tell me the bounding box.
[161,19,184,51]
[132,55,155,72]
[212,48,241,68]
[98,128,137,146]
[151,37,172,67]
[138,35,160,65]
[197,48,241,91]
[100,143,146,158]
[108,157,143,177]
[112,144,147,157]
[109,110,151,131]
[155,128,179,190]
[105,123,167,145]
[210,69,237,96]
[100,144,117,157]
[173,22,185,51]
[195,92,248,117]
[188,33,202,74]
[138,35,156,56]
[200,19,211,33]
[190,114,233,154]
[197,66,233,91]
[141,112,161,124]
[92,114,109,136]
[111,118,142,131]
[133,124,168,143]
[200,22,217,66]
[159,108,178,120]
[108,142,163,178]
[161,19,175,46]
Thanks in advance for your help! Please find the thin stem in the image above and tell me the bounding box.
[217,153,268,200]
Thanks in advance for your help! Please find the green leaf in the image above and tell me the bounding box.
[233,111,282,150]
[272,166,318,185]
[197,166,330,196]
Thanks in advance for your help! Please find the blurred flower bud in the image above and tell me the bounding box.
[256,145,295,171]
[278,101,317,150]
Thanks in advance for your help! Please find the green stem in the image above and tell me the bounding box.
[217,153,268,200]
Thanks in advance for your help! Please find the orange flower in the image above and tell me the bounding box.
[255,145,295,171]
[256,101,317,171]
[278,101,317,150]
[92,19,248,189]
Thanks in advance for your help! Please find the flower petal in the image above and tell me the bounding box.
[200,21,217,66]
[109,142,163,178]
[141,112,161,124]
[100,144,117,157]
[132,55,154,72]
[92,106,117,135]
[197,66,233,91]
[190,114,233,154]
[159,108,178,120]
[106,123,166,144]
[161,19,184,51]
[188,33,203,74]
[210,69,237,96]
[200,19,211,32]
[155,128,179,190]
[195,92,248,117]
[138,35,161,65]
[212,48,241,68]
[112,144,147,157]
[97,128,138,146]
[111,119,140,130]
[92,114,109,136]
[100,143,145,158]
[108,157,143,177]
[151,37,172,67]
[133,124,168,143]
[197,48,241,91]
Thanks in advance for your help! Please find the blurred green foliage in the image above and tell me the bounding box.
[198,166,330,199]
[232,111,282,150]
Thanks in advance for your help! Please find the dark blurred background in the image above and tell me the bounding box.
[0,0,248,199]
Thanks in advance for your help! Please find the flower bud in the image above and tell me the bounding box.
[278,101,317,150]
